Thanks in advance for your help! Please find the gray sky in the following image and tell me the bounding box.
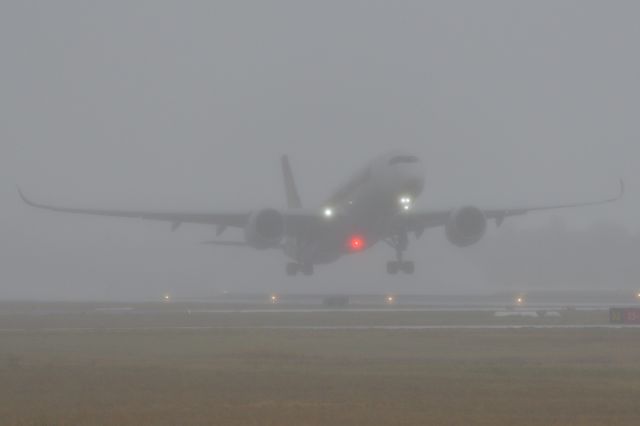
[1,1,637,299]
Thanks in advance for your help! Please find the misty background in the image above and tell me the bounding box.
[1,1,637,300]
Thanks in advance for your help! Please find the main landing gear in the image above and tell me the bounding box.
[286,262,314,276]
[386,260,414,275]
[385,232,415,275]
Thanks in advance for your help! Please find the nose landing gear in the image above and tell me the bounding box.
[385,232,415,275]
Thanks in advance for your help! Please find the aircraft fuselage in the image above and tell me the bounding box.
[284,151,425,265]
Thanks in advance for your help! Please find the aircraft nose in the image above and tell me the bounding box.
[405,175,425,197]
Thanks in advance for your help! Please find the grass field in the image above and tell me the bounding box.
[2,321,640,425]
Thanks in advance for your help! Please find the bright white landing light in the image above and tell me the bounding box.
[323,207,334,218]
[399,196,412,211]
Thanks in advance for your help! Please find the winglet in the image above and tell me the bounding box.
[17,186,38,208]
[281,155,302,209]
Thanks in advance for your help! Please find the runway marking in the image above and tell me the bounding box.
[1,324,639,333]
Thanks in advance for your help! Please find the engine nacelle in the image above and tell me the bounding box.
[244,209,285,249]
[445,206,487,247]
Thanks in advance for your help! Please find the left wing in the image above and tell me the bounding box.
[18,188,329,239]
[18,188,251,230]
[402,179,624,235]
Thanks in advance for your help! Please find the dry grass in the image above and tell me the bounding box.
[1,328,640,425]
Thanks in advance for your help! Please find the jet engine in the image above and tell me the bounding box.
[244,209,285,249]
[445,206,487,247]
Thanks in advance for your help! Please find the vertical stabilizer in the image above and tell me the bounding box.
[281,155,302,209]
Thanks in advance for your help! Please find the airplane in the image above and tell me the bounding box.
[18,151,624,276]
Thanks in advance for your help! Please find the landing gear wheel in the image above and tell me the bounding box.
[301,263,314,276]
[385,231,413,275]
[286,262,299,276]
[387,261,414,274]
[402,261,415,275]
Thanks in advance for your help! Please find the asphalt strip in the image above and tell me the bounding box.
[0,324,639,333]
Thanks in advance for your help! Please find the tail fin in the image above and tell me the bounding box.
[281,155,302,209]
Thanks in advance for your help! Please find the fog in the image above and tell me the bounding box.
[1,1,637,300]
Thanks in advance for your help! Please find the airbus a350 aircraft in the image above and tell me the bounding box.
[19,151,623,276]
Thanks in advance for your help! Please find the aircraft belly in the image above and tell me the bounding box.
[284,234,343,265]
[283,215,389,265]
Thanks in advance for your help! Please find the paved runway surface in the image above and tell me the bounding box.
[1,324,639,333]
[2,296,635,331]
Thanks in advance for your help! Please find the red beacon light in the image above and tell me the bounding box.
[347,235,366,252]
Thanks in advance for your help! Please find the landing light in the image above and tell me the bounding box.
[386,295,395,304]
[323,207,334,218]
[163,294,171,303]
[399,196,412,211]
[515,297,524,306]
[270,294,279,304]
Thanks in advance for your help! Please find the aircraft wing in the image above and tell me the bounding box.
[402,179,624,234]
[18,188,334,240]
[18,188,250,230]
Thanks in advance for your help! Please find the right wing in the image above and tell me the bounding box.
[400,179,624,234]
[18,188,250,231]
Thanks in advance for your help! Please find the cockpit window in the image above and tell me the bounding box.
[388,155,419,165]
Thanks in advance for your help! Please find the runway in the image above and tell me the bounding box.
[0,305,618,316]
[1,324,639,333]
[0,299,633,331]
